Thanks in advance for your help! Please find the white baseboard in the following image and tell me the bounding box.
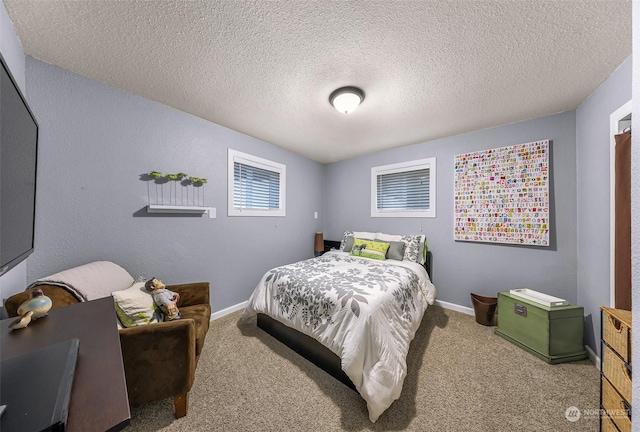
[210,300,248,321]
[434,299,475,316]
[585,345,600,370]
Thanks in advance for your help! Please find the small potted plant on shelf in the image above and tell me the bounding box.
[146,171,207,207]
[165,173,187,205]
[148,171,165,205]
[189,177,208,206]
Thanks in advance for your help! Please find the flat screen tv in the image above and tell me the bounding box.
[0,53,39,276]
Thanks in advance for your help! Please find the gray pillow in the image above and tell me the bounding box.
[386,241,406,261]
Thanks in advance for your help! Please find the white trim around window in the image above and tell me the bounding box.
[371,157,436,218]
[228,149,286,217]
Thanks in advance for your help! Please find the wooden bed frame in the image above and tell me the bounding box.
[257,249,432,391]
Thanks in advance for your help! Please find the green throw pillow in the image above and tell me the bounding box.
[350,238,390,261]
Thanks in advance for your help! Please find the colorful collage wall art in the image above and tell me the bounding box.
[454,140,550,246]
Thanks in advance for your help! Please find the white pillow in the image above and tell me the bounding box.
[376,232,403,242]
[403,234,426,264]
[111,282,160,327]
[353,231,376,240]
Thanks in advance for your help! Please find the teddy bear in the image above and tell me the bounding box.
[145,277,181,321]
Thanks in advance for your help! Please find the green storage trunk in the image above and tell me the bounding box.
[495,291,587,364]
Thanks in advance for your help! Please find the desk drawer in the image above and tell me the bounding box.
[603,309,631,363]
[602,377,631,432]
[603,345,632,404]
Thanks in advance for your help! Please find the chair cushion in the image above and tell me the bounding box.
[180,304,211,356]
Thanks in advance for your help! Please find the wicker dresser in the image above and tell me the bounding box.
[600,307,632,432]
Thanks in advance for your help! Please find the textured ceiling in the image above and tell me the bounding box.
[4,0,632,163]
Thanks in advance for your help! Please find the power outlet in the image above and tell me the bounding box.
[208,208,216,219]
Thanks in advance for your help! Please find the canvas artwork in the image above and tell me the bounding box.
[454,140,550,246]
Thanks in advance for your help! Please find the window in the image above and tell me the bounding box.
[228,149,286,216]
[371,157,436,218]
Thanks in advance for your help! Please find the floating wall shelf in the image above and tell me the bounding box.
[147,205,209,214]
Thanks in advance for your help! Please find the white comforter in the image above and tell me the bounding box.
[241,251,436,422]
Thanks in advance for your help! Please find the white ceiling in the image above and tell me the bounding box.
[4,0,632,163]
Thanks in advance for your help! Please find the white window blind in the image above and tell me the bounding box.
[228,149,286,217]
[376,168,430,211]
[371,157,436,218]
[233,162,280,210]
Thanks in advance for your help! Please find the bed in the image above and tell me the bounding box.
[240,232,437,422]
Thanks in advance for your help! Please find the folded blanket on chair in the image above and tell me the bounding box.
[27,261,135,301]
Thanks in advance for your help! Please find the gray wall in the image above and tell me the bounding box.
[0,0,28,301]
[325,111,578,308]
[25,58,325,312]
[576,56,632,355]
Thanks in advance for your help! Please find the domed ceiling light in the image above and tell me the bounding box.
[329,86,365,114]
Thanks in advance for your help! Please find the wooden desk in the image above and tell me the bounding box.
[1,297,130,432]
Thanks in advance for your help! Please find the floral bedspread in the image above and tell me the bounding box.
[241,251,436,422]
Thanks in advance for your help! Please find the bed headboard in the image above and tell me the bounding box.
[424,250,432,279]
[323,240,342,254]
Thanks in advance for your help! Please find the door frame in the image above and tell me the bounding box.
[609,100,632,307]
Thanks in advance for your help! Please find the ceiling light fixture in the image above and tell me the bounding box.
[329,86,365,114]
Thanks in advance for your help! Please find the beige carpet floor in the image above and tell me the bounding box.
[123,306,600,431]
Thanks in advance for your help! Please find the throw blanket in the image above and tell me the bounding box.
[27,261,135,301]
[241,251,436,422]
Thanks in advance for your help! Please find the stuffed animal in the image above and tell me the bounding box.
[9,288,53,330]
[145,277,181,321]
